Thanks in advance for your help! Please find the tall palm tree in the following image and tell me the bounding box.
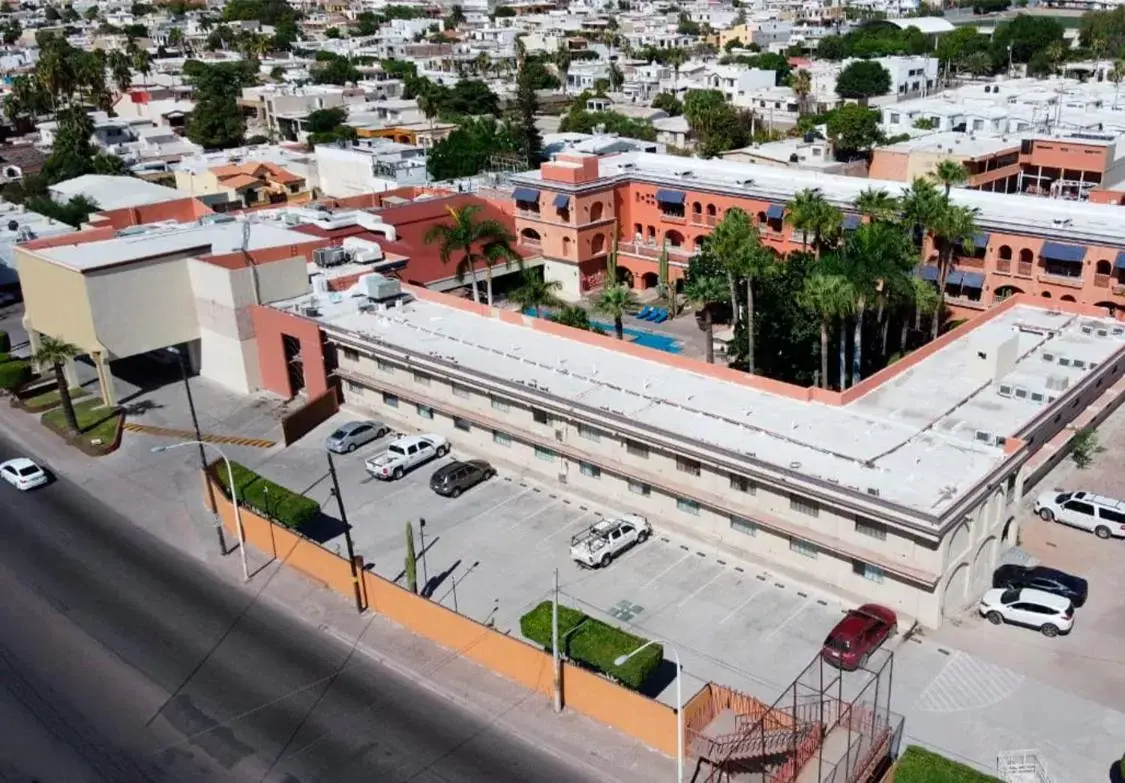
[683,274,727,364]
[510,272,563,317]
[1111,59,1125,109]
[666,47,686,94]
[423,204,520,306]
[854,187,899,223]
[167,27,184,51]
[32,336,82,434]
[788,68,812,116]
[131,46,152,85]
[786,187,841,255]
[927,203,980,339]
[905,277,941,351]
[798,273,853,389]
[553,47,572,89]
[710,208,773,374]
[109,50,133,95]
[593,283,639,340]
[552,304,593,331]
[900,176,942,270]
[929,159,968,199]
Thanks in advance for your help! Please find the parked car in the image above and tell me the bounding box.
[325,419,390,453]
[820,604,897,671]
[570,515,651,568]
[365,434,448,480]
[992,564,1088,608]
[430,459,494,497]
[1033,490,1125,539]
[978,587,1074,637]
[0,457,48,491]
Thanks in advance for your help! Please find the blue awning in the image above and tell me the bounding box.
[972,232,990,248]
[946,270,964,286]
[1116,251,1125,270]
[960,271,985,289]
[765,204,785,220]
[553,193,570,209]
[1041,242,1086,264]
[842,214,861,230]
[655,189,685,205]
[920,265,938,281]
[512,187,540,203]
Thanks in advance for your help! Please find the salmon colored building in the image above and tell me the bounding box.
[510,151,1125,322]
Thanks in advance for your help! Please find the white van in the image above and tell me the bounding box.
[1033,491,1125,539]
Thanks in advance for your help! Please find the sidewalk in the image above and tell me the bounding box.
[0,403,673,783]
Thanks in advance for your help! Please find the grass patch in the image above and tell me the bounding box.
[520,601,663,691]
[212,461,321,531]
[41,398,123,456]
[21,385,90,413]
[894,746,1004,782]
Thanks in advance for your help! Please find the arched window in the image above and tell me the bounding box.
[664,230,685,248]
[1096,259,1112,275]
[998,245,1012,261]
[1060,295,1076,302]
[562,236,572,257]
[1041,290,1052,298]
[757,211,767,225]
[691,201,702,216]
[1019,248,1034,264]
[591,234,606,255]
[520,228,541,245]
[706,204,717,217]
[646,225,656,243]
[589,202,604,222]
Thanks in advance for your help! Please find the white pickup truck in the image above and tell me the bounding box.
[365,434,449,480]
[570,514,651,568]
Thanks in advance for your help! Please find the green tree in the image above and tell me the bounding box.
[445,4,466,28]
[927,203,980,338]
[551,305,594,331]
[788,68,812,115]
[835,60,891,105]
[593,283,639,340]
[684,274,727,364]
[799,273,854,389]
[511,271,563,317]
[906,276,941,349]
[32,336,82,433]
[423,204,519,305]
[786,187,842,255]
[854,187,899,222]
[1,17,19,44]
[651,92,683,116]
[991,14,1064,68]
[929,158,968,198]
[826,104,883,158]
[426,117,517,180]
[711,207,773,374]
[184,61,251,149]
[41,106,96,183]
[935,25,990,72]
[684,89,746,157]
[513,59,542,169]
[306,106,348,133]
[312,53,361,85]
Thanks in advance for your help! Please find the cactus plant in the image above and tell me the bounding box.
[606,233,618,285]
[405,521,418,594]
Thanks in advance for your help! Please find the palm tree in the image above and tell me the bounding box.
[799,273,853,389]
[167,27,184,51]
[666,47,686,94]
[109,50,133,94]
[683,274,727,364]
[786,187,841,255]
[593,283,639,340]
[553,47,572,89]
[929,159,968,199]
[552,305,593,331]
[854,187,899,223]
[510,272,563,317]
[927,202,980,339]
[1111,59,1125,109]
[131,47,152,85]
[710,208,773,374]
[788,68,812,116]
[900,176,942,269]
[33,336,82,434]
[423,204,520,306]
[905,277,941,351]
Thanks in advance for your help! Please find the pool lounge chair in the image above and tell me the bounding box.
[650,308,668,323]
[636,305,653,319]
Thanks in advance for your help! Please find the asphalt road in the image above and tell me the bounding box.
[0,433,602,783]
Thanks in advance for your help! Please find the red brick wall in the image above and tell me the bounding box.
[251,305,328,398]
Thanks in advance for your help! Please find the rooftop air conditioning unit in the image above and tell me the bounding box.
[1045,374,1070,392]
[313,246,348,268]
[360,272,401,301]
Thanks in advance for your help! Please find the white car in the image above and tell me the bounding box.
[365,434,449,480]
[1033,490,1125,539]
[570,515,651,568]
[0,457,48,490]
[979,587,1074,637]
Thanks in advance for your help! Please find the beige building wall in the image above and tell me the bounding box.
[14,248,100,352]
[174,169,228,199]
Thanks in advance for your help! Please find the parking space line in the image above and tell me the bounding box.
[636,552,693,591]
[453,487,537,529]
[718,583,769,625]
[674,571,728,608]
[500,498,561,532]
[758,601,814,645]
[536,512,595,547]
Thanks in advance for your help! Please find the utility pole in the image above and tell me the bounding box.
[552,568,562,713]
[326,452,365,613]
[175,345,227,556]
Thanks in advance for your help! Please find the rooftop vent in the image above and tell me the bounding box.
[1045,374,1070,392]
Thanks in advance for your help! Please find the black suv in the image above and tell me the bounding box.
[992,565,1088,608]
[430,460,494,497]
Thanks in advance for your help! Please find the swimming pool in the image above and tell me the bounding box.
[521,308,683,354]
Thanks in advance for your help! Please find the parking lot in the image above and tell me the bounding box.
[241,405,1125,781]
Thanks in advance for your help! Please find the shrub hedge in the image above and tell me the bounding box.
[0,330,9,354]
[212,460,321,531]
[894,746,1004,782]
[519,600,663,691]
[0,358,31,390]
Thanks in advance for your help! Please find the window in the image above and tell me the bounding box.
[491,396,510,412]
[1063,500,1094,516]
[890,112,900,124]
[730,474,756,494]
[789,537,818,559]
[454,417,472,432]
[493,430,511,446]
[376,358,394,373]
[789,494,819,517]
[345,380,364,394]
[414,372,431,386]
[677,497,700,515]
[341,347,359,361]
[382,392,399,408]
[676,456,701,476]
[577,423,602,442]
[533,408,550,424]
[853,561,885,583]
[579,461,601,478]
[534,445,556,462]
[417,404,434,419]
[730,516,757,536]
[855,518,887,541]
[452,383,470,398]
[628,479,651,496]
[626,440,650,458]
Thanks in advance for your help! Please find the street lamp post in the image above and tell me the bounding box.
[615,640,683,783]
[152,441,249,582]
[325,451,365,614]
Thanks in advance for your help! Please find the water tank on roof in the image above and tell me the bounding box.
[360,272,401,301]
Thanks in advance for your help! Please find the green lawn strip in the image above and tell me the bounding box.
[42,398,123,455]
[23,386,90,412]
[894,746,1004,783]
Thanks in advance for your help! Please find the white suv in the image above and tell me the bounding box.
[979,587,1074,637]
[1033,490,1125,540]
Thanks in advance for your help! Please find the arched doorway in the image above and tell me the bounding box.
[971,537,997,590]
[1001,517,1016,546]
[590,233,606,255]
[641,272,659,289]
[994,285,1023,301]
[664,230,685,248]
[616,266,634,287]
[943,562,970,614]
[589,201,604,222]
[948,522,969,561]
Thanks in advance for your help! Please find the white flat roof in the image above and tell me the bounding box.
[273,290,1125,520]
[35,221,315,271]
[513,151,1125,248]
[47,175,182,212]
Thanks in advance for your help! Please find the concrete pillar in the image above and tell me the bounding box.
[93,352,116,406]
[24,324,42,369]
[63,357,80,387]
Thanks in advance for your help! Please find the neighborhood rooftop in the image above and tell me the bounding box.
[270,287,1125,518]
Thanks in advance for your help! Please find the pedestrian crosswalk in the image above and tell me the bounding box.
[122,422,276,449]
